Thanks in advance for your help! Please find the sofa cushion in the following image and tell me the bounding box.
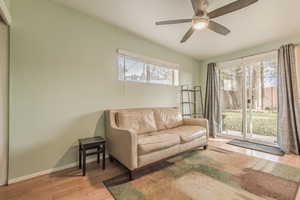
[138,133,180,155]
[117,109,157,135]
[168,125,206,143]
[153,108,183,130]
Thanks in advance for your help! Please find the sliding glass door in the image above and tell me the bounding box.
[245,59,278,144]
[219,64,244,138]
[0,18,9,185]
[219,52,278,145]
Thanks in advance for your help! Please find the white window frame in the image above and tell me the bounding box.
[117,49,179,86]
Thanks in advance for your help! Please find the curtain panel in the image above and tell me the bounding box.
[278,44,300,154]
[204,63,221,137]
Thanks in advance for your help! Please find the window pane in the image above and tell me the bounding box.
[117,53,179,86]
[262,59,277,88]
[174,69,179,86]
[118,55,125,80]
[149,64,173,85]
[124,56,147,82]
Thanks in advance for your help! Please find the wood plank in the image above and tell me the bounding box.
[0,138,299,200]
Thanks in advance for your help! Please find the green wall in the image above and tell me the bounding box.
[3,0,9,7]
[9,0,201,180]
[200,36,300,94]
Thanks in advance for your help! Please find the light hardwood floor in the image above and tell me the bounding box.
[1,138,300,200]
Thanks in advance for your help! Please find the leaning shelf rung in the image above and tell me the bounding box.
[181,90,194,92]
[181,90,202,92]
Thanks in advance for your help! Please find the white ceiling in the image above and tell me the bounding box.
[54,0,300,60]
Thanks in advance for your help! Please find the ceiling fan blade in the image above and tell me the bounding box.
[208,0,258,19]
[180,27,195,43]
[208,21,230,35]
[190,0,201,15]
[155,19,192,25]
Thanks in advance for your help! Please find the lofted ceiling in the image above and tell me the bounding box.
[54,0,300,60]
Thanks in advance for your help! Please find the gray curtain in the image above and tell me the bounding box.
[278,44,300,154]
[204,63,220,137]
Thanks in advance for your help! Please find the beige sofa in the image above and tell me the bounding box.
[105,107,209,179]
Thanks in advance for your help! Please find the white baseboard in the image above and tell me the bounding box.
[8,157,104,185]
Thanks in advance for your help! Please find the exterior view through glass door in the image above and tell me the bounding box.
[219,63,244,139]
[219,51,278,145]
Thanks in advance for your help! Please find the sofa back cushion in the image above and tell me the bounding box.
[153,108,183,130]
[117,109,157,134]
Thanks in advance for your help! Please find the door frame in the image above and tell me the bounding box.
[0,3,10,185]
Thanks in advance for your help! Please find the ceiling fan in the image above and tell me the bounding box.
[155,0,258,43]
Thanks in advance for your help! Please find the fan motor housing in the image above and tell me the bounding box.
[192,16,210,29]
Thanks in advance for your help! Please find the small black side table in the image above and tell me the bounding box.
[78,136,106,176]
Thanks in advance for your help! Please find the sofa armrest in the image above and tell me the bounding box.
[107,127,138,170]
[183,118,209,139]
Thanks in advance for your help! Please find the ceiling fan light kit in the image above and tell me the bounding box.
[192,16,209,30]
[155,0,258,43]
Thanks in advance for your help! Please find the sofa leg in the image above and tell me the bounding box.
[129,170,135,181]
[203,145,208,150]
[129,170,134,181]
[109,154,114,162]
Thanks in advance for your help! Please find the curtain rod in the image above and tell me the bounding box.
[215,43,299,64]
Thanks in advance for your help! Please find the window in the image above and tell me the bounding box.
[118,55,147,82]
[118,50,179,86]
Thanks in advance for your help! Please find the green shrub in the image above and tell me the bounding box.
[222,112,277,136]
